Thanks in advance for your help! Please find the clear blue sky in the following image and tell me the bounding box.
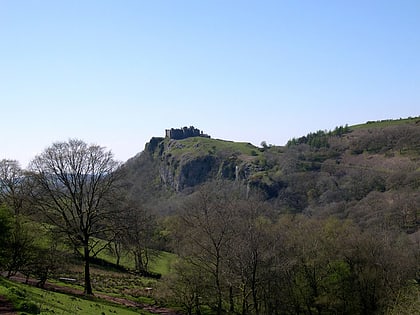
[1,0,419,167]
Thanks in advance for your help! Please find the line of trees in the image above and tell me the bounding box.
[166,181,418,315]
[287,125,351,148]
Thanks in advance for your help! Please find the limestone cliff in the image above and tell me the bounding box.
[144,136,262,191]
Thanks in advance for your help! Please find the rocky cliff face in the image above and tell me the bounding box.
[143,136,261,192]
[160,154,217,190]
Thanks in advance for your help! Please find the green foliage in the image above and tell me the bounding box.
[2,214,40,277]
[0,205,12,267]
[169,190,418,315]
[0,205,12,234]
[287,125,350,148]
[18,300,41,314]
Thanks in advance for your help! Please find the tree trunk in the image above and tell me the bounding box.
[229,286,235,313]
[251,252,259,315]
[83,243,93,295]
[215,265,222,315]
[194,293,202,315]
[114,243,121,267]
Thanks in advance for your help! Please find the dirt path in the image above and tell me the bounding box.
[0,295,17,315]
[8,276,180,315]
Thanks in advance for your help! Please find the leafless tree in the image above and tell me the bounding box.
[171,181,246,315]
[227,198,273,315]
[0,159,29,215]
[28,139,123,295]
[123,204,157,274]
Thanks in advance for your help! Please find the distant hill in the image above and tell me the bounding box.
[122,118,420,233]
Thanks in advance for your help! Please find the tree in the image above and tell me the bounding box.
[123,203,158,275]
[166,259,208,315]
[29,139,123,295]
[3,214,36,278]
[226,198,273,315]
[0,205,12,269]
[0,159,30,215]
[171,181,241,315]
[0,160,36,277]
[267,216,417,315]
[28,228,66,288]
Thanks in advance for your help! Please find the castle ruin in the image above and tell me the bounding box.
[165,126,210,140]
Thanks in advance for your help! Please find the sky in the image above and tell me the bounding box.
[0,0,419,167]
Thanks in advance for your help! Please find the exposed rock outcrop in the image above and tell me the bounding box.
[143,135,260,192]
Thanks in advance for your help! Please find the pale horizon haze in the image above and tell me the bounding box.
[1,1,419,167]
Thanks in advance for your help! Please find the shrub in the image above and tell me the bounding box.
[18,301,40,314]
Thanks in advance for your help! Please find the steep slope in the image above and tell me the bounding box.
[123,118,420,232]
[260,117,420,231]
[145,136,262,191]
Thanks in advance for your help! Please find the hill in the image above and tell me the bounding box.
[1,118,419,315]
[123,118,420,232]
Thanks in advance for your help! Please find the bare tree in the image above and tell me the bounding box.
[171,181,244,315]
[29,139,122,295]
[0,159,29,215]
[123,203,157,275]
[227,198,273,315]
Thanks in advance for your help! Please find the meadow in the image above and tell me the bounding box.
[0,246,178,314]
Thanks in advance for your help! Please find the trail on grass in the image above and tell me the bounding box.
[0,295,17,315]
[8,276,180,315]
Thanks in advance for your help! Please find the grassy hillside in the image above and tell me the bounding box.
[0,243,178,314]
[0,276,152,315]
[95,246,176,276]
[161,137,261,159]
[351,116,420,129]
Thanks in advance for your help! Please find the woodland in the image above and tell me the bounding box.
[0,117,419,315]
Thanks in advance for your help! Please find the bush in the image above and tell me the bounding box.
[18,301,41,314]
[8,286,26,298]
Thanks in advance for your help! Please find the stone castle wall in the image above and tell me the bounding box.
[165,126,210,140]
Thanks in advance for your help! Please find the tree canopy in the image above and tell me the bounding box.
[28,139,123,295]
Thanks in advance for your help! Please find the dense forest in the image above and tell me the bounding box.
[0,117,419,314]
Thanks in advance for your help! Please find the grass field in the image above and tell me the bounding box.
[0,240,179,314]
[164,136,261,159]
[0,277,152,315]
[94,243,176,276]
[351,116,420,129]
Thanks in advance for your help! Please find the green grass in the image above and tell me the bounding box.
[164,137,261,159]
[11,238,179,313]
[150,251,176,275]
[351,116,420,129]
[94,242,176,276]
[0,277,152,315]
